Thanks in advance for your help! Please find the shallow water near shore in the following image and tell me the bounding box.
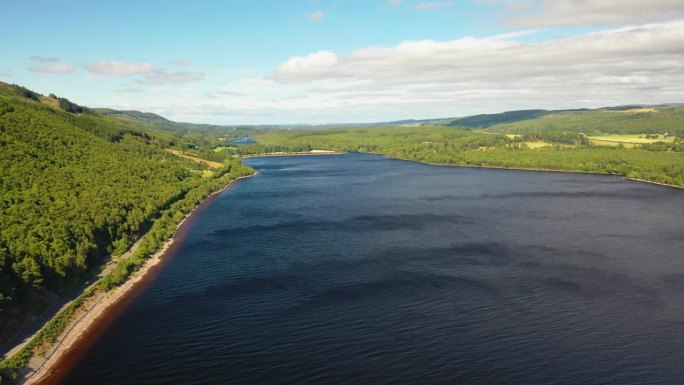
[57,153,684,384]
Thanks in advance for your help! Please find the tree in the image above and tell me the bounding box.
[12,257,43,288]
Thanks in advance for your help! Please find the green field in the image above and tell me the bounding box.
[589,134,676,147]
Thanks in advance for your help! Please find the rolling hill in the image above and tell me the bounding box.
[441,105,684,137]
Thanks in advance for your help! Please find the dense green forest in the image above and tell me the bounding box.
[0,83,251,345]
[225,124,684,187]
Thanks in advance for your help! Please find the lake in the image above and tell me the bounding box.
[58,153,684,384]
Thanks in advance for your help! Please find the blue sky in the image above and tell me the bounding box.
[2,0,683,124]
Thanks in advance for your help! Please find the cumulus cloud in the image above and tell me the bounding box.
[308,11,325,22]
[28,56,76,74]
[140,70,203,86]
[266,21,684,120]
[29,63,76,74]
[273,50,340,81]
[85,60,159,76]
[273,22,684,84]
[480,0,684,27]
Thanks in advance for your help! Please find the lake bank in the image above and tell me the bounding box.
[53,153,684,385]
[241,150,343,159]
[360,151,684,190]
[16,174,254,385]
[243,150,683,190]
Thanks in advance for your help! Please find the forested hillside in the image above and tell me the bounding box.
[477,106,684,137]
[0,83,239,342]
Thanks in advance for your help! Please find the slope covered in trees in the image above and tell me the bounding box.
[477,106,684,137]
[0,83,241,343]
[446,109,551,128]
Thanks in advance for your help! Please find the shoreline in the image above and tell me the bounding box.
[367,152,684,190]
[22,174,255,385]
[622,177,684,190]
[243,150,682,189]
[241,151,343,159]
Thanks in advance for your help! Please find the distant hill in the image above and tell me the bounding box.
[480,105,684,137]
[445,109,551,128]
[95,108,257,137]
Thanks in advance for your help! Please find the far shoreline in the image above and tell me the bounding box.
[393,156,684,190]
[241,150,344,159]
[22,174,255,385]
[244,150,683,190]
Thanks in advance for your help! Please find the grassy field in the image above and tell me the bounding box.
[610,108,657,114]
[524,141,553,149]
[166,149,224,169]
[588,134,675,147]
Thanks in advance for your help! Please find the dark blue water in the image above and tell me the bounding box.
[60,154,684,385]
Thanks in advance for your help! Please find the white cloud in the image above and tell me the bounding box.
[388,0,404,5]
[413,1,453,10]
[29,63,76,74]
[261,21,684,122]
[27,56,76,74]
[481,0,684,27]
[273,51,340,81]
[308,10,325,22]
[85,60,159,76]
[273,22,684,85]
[141,71,203,86]
[85,15,684,124]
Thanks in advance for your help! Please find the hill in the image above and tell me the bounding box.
[445,109,551,128]
[441,105,684,137]
[94,108,246,134]
[0,83,247,345]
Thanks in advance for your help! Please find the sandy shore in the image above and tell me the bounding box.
[21,174,254,385]
[242,150,343,159]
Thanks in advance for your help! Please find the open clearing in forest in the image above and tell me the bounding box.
[524,141,553,149]
[588,134,676,147]
[609,108,658,114]
[166,150,224,169]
